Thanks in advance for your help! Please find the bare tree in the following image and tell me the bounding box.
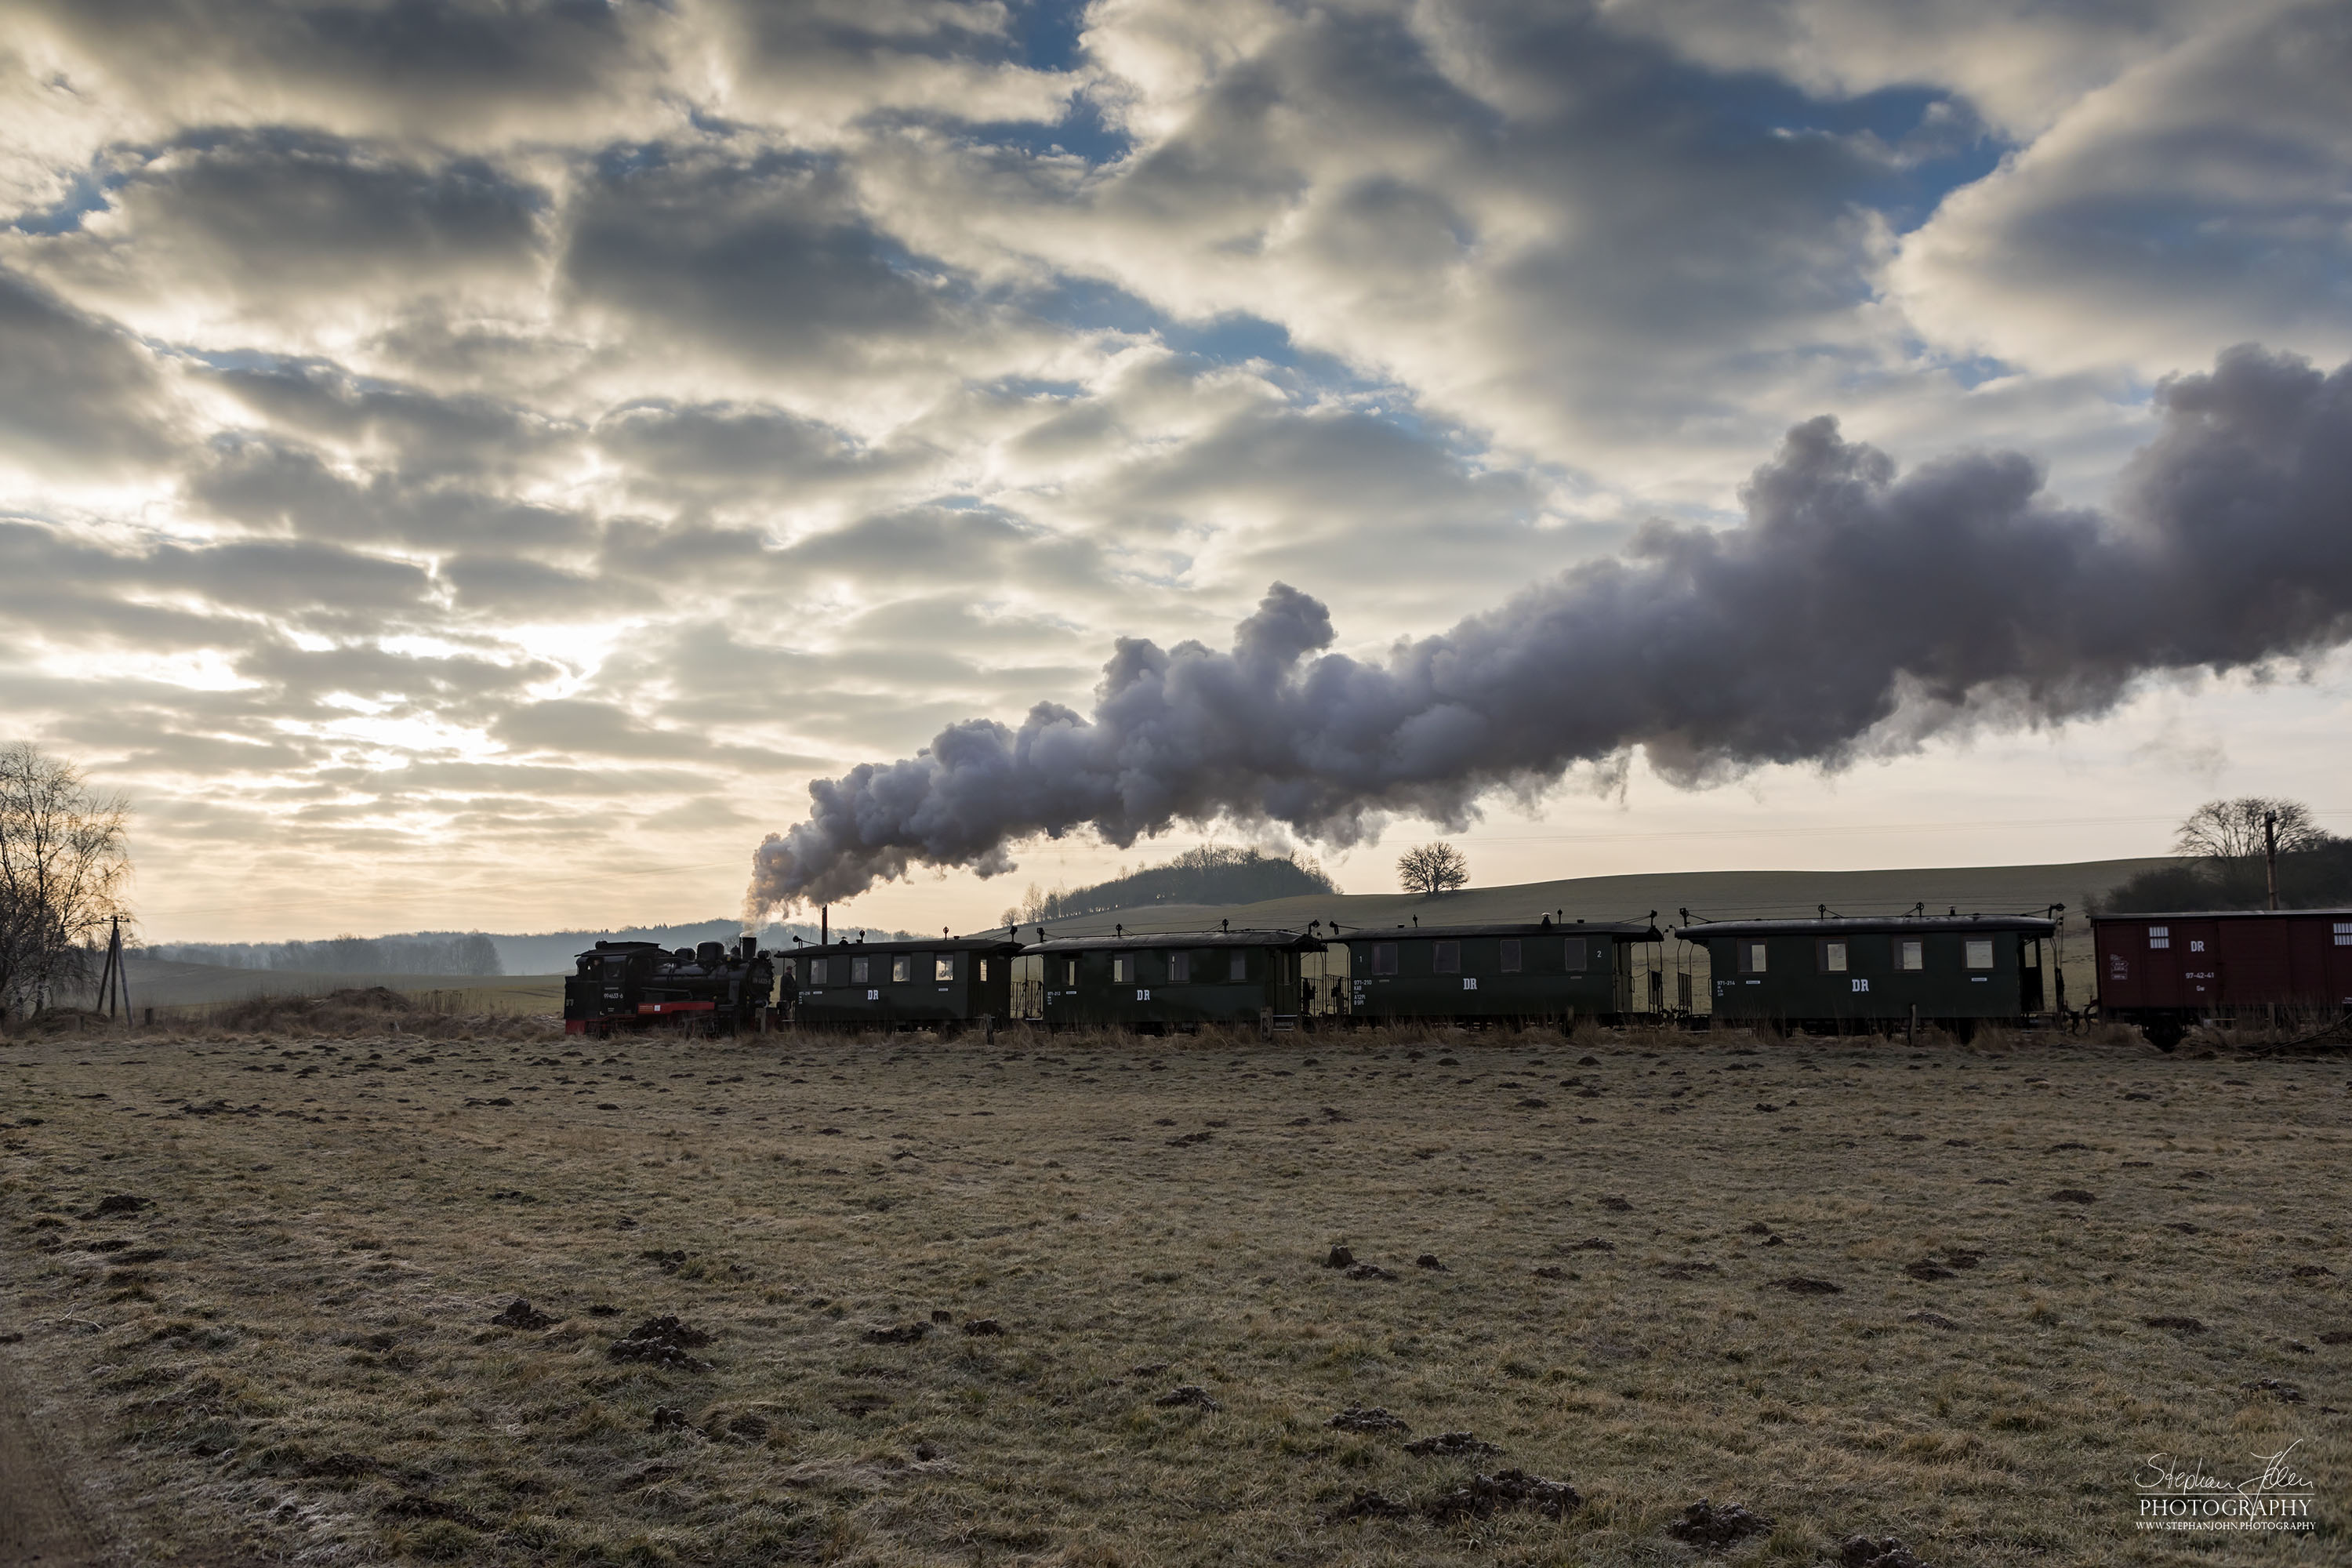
[0,743,132,1021]
[1396,841,1469,895]
[2173,798,2331,861]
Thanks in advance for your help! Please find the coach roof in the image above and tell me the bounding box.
[1021,929,1326,955]
[1685,915,2056,938]
[1334,920,1662,942]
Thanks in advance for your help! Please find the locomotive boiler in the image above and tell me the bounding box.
[563,935,774,1036]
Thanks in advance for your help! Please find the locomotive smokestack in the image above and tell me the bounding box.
[747,345,2352,915]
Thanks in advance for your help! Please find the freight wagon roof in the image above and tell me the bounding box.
[788,936,1026,958]
[1683,915,2056,937]
[1330,920,1662,941]
[1021,930,1326,954]
[2089,907,2352,923]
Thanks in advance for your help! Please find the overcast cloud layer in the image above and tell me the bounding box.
[4,0,2349,938]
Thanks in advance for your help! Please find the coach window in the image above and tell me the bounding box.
[1817,940,1848,973]
[978,958,990,982]
[1112,954,1134,983]
[1965,939,1994,969]
[1371,942,1398,976]
[1170,952,1191,983]
[851,956,869,984]
[2336,922,2352,947]
[1898,939,1923,971]
[935,955,956,982]
[1433,941,1461,974]
[2147,925,2170,949]
[806,957,825,985]
[1563,937,1588,972]
[1500,938,1521,973]
[1737,940,1767,975]
[1062,958,1079,987]
[893,955,914,983]
[1228,951,1248,982]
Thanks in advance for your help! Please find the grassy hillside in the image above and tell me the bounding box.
[73,957,567,1015]
[981,857,2177,937]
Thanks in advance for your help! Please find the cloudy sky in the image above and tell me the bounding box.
[4,0,2348,942]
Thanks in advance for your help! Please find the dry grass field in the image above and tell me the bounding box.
[1,1007,2346,1566]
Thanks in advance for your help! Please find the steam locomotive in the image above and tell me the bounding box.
[563,935,775,1036]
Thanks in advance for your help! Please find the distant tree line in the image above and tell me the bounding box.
[146,932,503,976]
[2100,797,2352,913]
[1001,847,1338,927]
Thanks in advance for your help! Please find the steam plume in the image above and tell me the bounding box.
[749,345,2352,914]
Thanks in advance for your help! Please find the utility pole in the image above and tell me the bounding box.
[2263,810,2280,911]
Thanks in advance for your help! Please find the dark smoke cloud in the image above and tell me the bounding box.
[750,344,2352,913]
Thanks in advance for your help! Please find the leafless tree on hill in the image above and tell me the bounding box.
[2174,798,2331,862]
[0,743,132,1021]
[1397,841,1469,895]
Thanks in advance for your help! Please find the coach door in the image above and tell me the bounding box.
[2173,920,2222,1010]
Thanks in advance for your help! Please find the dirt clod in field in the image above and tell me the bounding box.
[650,1405,691,1431]
[1424,1468,1581,1522]
[1323,1244,1355,1269]
[1840,1534,1929,1568]
[586,1303,619,1316]
[1743,1221,1772,1235]
[2049,1189,2097,1203]
[1577,1054,1600,1065]
[1657,1261,1721,1279]
[488,1298,557,1330]
[1667,1499,1774,1548]
[1772,1276,1843,1295]
[1599,1196,1632,1211]
[1404,1431,1499,1458]
[1904,1261,1957,1282]
[2142,1316,2206,1334]
[1169,1131,1214,1147]
[1127,1362,1171,1377]
[1943,1250,1983,1269]
[864,1323,930,1345]
[2291,1265,2334,1278]
[962,1318,1004,1336]
[2319,1330,2352,1346]
[1328,1489,1414,1522]
[1564,1237,1615,1253]
[639,1249,688,1273]
[1515,1097,1548,1109]
[1532,1265,1570,1280]
[2047,1142,2092,1152]
[1327,1404,1410,1434]
[1904,1311,1959,1330]
[1345,1263,1398,1281]
[930,1308,953,1323]
[1154,1385,1218,1410]
[608,1316,715,1370]
[2244,1377,2305,1403]
[1415,1253,1447,1271]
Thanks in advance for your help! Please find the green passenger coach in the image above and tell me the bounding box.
[785,936,1025,1029]
[1023,930,1325,1029]
[1338,918,1664,1023]
[1688,915,2058,1037]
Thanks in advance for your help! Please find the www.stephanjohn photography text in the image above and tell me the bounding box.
[2136,1443,2318,1534]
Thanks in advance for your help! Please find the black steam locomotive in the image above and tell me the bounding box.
[563,935,775,1036]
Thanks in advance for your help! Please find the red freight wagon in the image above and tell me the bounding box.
[2091,908,2352,1048]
